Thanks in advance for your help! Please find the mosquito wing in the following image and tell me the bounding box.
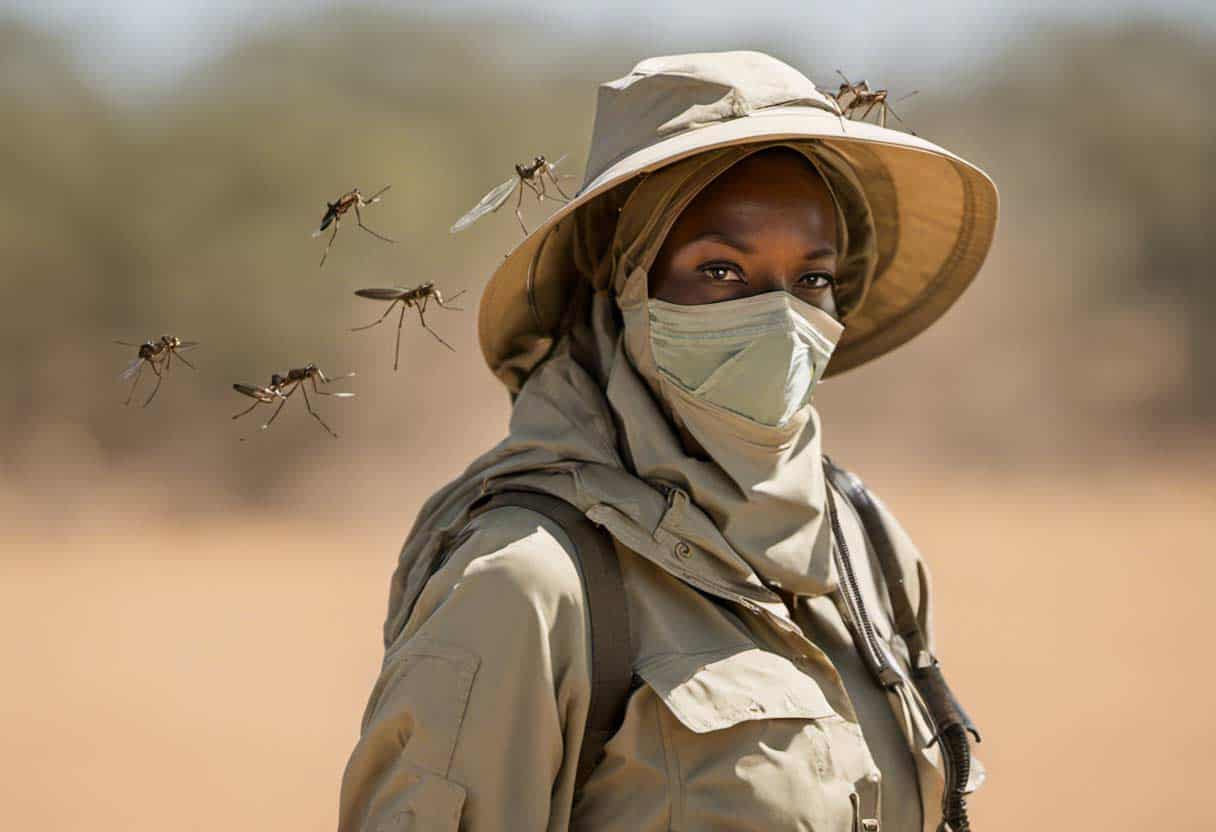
[354,288,408,301]
[313,207,339,237]
[233,383,277,402]
[327,392,357,398]
[450,175,519,233]
[119,356,145,381]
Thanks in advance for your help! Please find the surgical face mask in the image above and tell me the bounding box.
[647,291,844,427]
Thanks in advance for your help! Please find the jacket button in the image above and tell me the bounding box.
[674,540,693,559]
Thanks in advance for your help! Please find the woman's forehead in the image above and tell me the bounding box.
[669,151,839,242]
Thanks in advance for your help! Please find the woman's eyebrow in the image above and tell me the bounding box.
[688,231,755,254]
[687,232,836,262]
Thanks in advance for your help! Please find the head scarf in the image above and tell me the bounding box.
[382,139,877,647]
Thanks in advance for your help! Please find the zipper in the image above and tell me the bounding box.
[825,483,902,689]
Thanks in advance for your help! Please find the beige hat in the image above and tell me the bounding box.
[478,50,999,393]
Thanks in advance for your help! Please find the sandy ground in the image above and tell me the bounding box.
[2,467,1213,831]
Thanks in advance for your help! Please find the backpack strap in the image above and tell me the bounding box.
[467,490,633,797]
[822,457,981,832]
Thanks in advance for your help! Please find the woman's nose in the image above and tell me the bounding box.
[741,271,796,296]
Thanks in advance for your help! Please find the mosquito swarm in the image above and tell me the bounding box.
[112,75,923,440]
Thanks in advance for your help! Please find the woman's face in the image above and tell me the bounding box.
[648,148,839,319]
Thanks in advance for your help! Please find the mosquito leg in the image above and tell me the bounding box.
[317,370,355,384]
[417,304,455,351]
[142,362,164,408]
[394,303,406,370]
[320,221,339,267]
[535,171,569,204]
[531,176,548,204]
[351,298,402,331]
[434,288,467,310]
[311,375,353,396]
[175,351,198,370]
[885,103,912,134]
[514,179,528,236]
[300,384,338,438]
[261,388,294,430]
[364,184,391,204]
[232,399,262,420]
[545,169,572,202]
[354,205,395,243]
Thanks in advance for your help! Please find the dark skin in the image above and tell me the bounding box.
[647,147,841,455]
[649,146,840,317]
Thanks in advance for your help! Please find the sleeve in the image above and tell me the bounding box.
[338,507,592,832]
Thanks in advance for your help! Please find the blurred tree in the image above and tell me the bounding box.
[977,21,1216,422]
[0,13,1211,503]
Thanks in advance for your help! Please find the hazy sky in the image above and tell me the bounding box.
[6,0,1214,88]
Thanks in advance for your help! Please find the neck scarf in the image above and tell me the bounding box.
[598,142,861,594]
[382,139,877,645]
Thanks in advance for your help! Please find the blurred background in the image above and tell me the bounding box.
[1,1,1213,829]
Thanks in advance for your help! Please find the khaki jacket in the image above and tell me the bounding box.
[338,468,971,831]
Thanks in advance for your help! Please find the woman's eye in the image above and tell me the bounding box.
[798,272,835,290]
[699,263,744,282]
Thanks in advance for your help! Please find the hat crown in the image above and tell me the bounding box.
[581,51,837,189]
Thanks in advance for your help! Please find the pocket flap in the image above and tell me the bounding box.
[637,646,840,734]
[370,763,466,832]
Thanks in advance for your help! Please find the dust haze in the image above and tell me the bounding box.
[1,9,1213,830]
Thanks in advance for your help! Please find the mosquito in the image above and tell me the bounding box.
[115,334,199,407]
[231,364,355,438]
[312,185,395,267]
[351,283,467,367]
[450,154,573,236]
[829,71,918,133]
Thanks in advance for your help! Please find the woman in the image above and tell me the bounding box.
[339,51,997,832]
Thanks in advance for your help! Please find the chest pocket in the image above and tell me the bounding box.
[638,646,870,832]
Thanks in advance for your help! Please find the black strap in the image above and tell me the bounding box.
[822,457,981,832]
[823,458,930,667]
[467,490,633,796]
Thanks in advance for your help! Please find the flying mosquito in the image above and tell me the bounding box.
[828,71,917,133]
[450,155,573,236]
[114,334,199,407]
[231,364,355,439]
[312,185,395,268]
[351,283,467,368]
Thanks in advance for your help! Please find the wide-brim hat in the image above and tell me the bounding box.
[477,51,999,394]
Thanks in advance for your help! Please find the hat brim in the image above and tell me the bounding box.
[477,105,999,393]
